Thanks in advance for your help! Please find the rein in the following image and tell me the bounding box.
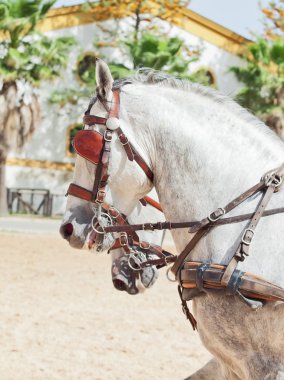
[67,87,284,330]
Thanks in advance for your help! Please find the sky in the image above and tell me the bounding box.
[53,0,272,39]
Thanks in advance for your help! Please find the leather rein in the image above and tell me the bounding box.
[67,88,284,330]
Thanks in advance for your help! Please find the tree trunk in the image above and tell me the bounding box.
[0,155,8,216]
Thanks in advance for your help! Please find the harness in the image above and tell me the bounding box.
[67,87,284,330]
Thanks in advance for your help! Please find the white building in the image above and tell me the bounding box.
[6,2,248,215]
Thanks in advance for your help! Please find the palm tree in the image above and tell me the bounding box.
[0,0,76,215]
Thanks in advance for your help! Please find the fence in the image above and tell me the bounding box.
[7,188,66,217]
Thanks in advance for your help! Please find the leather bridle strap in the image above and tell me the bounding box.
[109,239,176,268]
[91,90,120,204]
[102,179,275,235]
[67,183,163,216]
[95,129,113,203]
[83,115,107,125]
[102,206,284,234]
[82,90,153,183]
[67,183,95,202]
[101,202,140,242]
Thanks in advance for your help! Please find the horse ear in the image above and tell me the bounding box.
[96,59,114,100]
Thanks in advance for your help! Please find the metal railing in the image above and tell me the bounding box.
[7,188,53,216]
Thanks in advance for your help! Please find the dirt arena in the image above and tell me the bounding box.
[0,227,211,380]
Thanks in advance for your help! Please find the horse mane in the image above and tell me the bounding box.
[113,68,238,104]
[113,69,280,140]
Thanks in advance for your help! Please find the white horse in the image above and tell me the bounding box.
[61,59,284,380]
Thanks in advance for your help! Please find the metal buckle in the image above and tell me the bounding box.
[208,207,225,222]
[264,172,283,189]
[95,190,106,204]
[108,206,120,219]
[93,223,105,234]
[128,253,142,271]
[164,254,173,265]
[166,266,176,282]
[241,228,255,245]
[91,215,105,234]
[119,232,128,246]
[142,223,154,230]
[139,241,150,250]
[104,130,113,142]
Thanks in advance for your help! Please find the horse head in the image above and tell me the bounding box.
[60,59,165,293]
[60,59,153,249]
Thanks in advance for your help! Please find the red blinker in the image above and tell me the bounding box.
[73,130,104,164]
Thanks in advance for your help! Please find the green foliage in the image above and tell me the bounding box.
[0,0,56,47]
[104,32,209,84]
[51,0,210,107]
[0,0,76,85]
[68,123,84,154]
[230,38,284,117]
[81,0,208,84]
[77,53,97,84]
[49,87,91,107]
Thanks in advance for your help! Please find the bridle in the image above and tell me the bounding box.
[68,89,153,204]
[67,88,175,269]
[67,86,284,330]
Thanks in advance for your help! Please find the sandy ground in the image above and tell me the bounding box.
[0,228,211,380]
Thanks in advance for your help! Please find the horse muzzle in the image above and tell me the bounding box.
[60,221,90,249]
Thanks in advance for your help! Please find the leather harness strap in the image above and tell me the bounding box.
[221,184,276,286]
[180,262,284,303]
[171,177,281,278]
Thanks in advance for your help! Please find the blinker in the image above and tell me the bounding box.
[73,130,104,164]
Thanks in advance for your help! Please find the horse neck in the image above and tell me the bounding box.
[127,85,284,253]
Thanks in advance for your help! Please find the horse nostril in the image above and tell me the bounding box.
[60,223,74,240]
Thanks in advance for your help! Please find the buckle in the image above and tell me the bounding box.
[139,241,150,250]
[142,223,154,231]
[264,172,283,189]
[104,130,113,142]
[241,228,255,245]
[119,232,128,246]
[95,190,106,204]
[208,207,225,222]
[166,266,176,282]
[93,223,105,234]
[164,254,174,265]
[108,206,120,219]
[127,253,142,271]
